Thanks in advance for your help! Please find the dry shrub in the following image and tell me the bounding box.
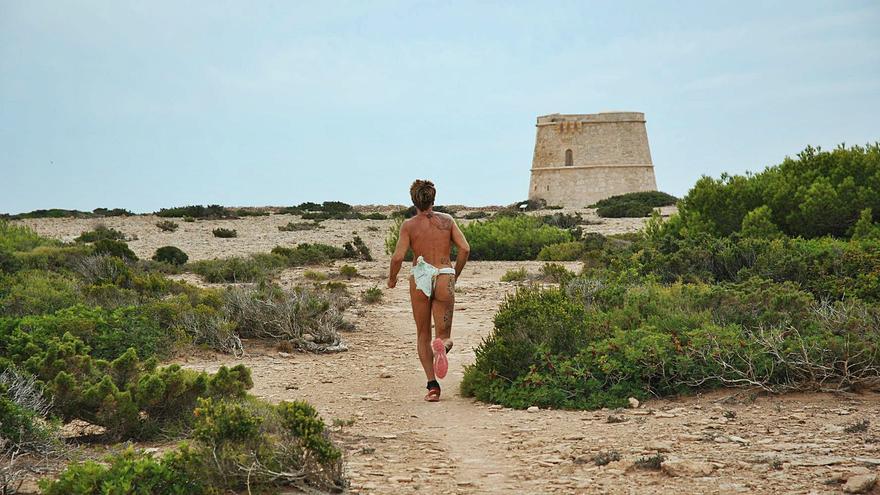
[223,285,349,352]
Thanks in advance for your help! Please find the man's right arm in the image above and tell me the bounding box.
[451,220,470,280]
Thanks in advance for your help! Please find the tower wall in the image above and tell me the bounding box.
[528,112,658,207]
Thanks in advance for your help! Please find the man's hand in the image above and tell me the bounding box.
[387,278,397,289]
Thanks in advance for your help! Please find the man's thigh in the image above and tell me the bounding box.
[409,276,432,328]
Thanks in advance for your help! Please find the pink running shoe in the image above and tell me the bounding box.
[432,338,448,379]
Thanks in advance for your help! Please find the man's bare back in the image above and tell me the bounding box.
[405,211,455,269]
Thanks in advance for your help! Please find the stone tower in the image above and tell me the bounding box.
[528,112,657,208]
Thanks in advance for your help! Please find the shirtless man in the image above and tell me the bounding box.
[387,180,470,402]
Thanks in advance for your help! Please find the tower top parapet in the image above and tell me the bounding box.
[536,112,645,126]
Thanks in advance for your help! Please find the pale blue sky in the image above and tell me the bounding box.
[1,1,878,213]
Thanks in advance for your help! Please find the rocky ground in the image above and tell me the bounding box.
[16,207,880,494]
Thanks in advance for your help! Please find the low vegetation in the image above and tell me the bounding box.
[362,287,383,304]
[73,224,127,243]
[156,220,179,232]
[501,268,528,282]
[211,227,237,238]
[155,204,235,219]
[462,215,573,261]
[593,191,677,218]
[153,245,188,266]
[2,208,132,220]
[462,143,880,411]
[278,221,322,231]
[0,220,347,491]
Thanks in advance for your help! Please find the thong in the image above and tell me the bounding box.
[411,256,455,298]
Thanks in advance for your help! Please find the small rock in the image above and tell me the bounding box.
[628,397,640,409]
[728,435,749,445]
[488,404,504,410]
[302,333,315,342]
[661,459,716,477]
[388,476,413,483]
[379,371,392,378]
[278,351,292,358]
[843,473,877,494]
[527,406,540,413]
[654,412,677,418]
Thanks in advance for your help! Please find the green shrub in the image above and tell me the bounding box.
[182,216,195,223]
[362,287,383,304]
[74,225,127,243]
[41,398,345,494]
[636,231,880,302]
[190,255,282,283]
[852,208,880,240]
[501,268,528,282]
[278,221,321,231]
[740,205,781,238]
[41,448,201,495]
[592,191,678,209]
[461,279,880,410]
[272,243,348,266]
[537,241,585,261]
[343,236,372,261]
[6,209,91,220]
[364,212,388,220]
[93,239,138,261]
[1,311,253,439]
[211,228,237,238]
[0,221,57,252]
[0,270,79,317]
[91,208,133,217]
[596,201,654,218]
[16,244,93,272]
[339,265,358,279]
[678,143,880,238]
[462,215,573,260]
[153,246,188,266]
[155,205,233,219]
[232,208,270,217]
[0,247,20,273]
[5,207,134,220]
[156,220,179,232]
[539,263,575,284]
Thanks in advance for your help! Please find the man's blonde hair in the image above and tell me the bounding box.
[410,180,436,211]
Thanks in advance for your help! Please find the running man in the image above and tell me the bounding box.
[387,180,470,402]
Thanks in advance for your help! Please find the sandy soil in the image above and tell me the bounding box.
[15,209,880,494]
